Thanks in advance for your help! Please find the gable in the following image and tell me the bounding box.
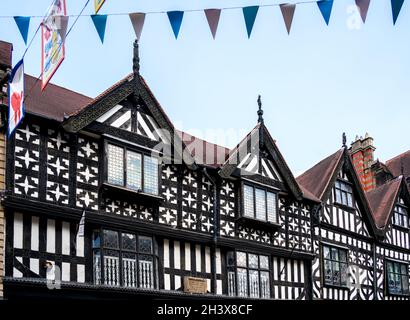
[219,124,302,200]
[95,101,169,143]
[323,168,370,236]
[237,153,283,182]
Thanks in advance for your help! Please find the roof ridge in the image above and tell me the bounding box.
[176,129,231,151]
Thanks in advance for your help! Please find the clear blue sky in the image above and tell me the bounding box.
[1,0,409,175]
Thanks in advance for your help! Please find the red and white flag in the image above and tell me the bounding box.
[8,59,25,136]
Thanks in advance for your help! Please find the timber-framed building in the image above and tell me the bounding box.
[0,39,409,300]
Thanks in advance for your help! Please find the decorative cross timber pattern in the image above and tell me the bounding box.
[347,265,362,291]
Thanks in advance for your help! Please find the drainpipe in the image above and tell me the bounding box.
[202,167,219,295]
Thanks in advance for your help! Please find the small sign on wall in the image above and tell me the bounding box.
[183,276,208,294]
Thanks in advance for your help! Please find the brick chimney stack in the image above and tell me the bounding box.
[350,133,376,192]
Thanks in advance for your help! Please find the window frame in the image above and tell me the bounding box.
[392,204,409,229]
[226,250,272,299]
[104,140,160,195]
[240,182,279,225]
[385,259,410,297]
[92,228,160,289]
[321,243,349,289]
[333,179,355,209]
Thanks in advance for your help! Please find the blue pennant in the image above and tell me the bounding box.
[14,16,30,44]
[242,6,259,38]
[317,0,334,26]
[167,11,184,39]
[91,14,108,43]
[391,0,405,25]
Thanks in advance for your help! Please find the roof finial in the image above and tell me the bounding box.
[257,95,264,124]
[133,38,140,75]
[342,132,347,147]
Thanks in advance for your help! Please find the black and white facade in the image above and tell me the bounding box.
[2,41,409,300]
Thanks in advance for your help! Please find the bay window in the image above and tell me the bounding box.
[106,142,158,195]
[227,251,271,299]
[322,244,348,287]
[386,260,409,296]
[243,184,278,224]
[93,229,159,289]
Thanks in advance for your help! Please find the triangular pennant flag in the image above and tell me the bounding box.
[129,13,146,40]
[317,0,334,25]
[167,11,184,39]
[280,4,296,34]
[355,0,371,23]
[14,16,30,44]
[53,15,69,43]
[91,14,107,43]
[8,59,25,137]
[204,9,221,39]
[391,0,405,25]
[242,6,259,38]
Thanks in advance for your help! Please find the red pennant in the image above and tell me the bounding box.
[355,0,371,23]
[280,4,296,34]
[204,9,221,39]
[129,13,146,40]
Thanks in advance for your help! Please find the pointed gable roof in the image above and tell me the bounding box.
[366,176,405,229]
[297,147,378,236]
[219,123,303,201]
[296,148,344,200]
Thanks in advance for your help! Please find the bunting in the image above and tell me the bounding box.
[355,0,371,23]
[204,9,221,39]
[391,0,405,25]
[91,14,108,43]
[94,0,106,14]
[280,4,296,34]
[8,59,25,137]
[167,11,184,39]
[317,0,334,25]
[13,16,30,45]
[129,13,145,40]
[41,0,66,90]
[242,6,259,38]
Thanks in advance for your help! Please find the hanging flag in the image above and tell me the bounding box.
[391,0,405,25]
[355,0,371,23]
[8,59,25,137]
[76,210,86,237]
[53,15,69,43]
[204,9,221,39]
[167,11,184,39]
[41,0,66,90]
[129,13,146,40]
[317,0,334,25]
[91,14,108,43]
[14,16,30,45]
[242,6,259,38]
[94,0,105,14]
[280,4,296,34]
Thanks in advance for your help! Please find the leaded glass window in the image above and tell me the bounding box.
[107,144,124,185]
[243,185,254,218]
[106,143,159,195]
[386,260,409,296]
[144,156,159,195]
[92,229,159,289]
[242,184,278,223]
[227,251,271,299]
[393,205,409,228]
[334,180,353,208]
[322,245,348,287]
